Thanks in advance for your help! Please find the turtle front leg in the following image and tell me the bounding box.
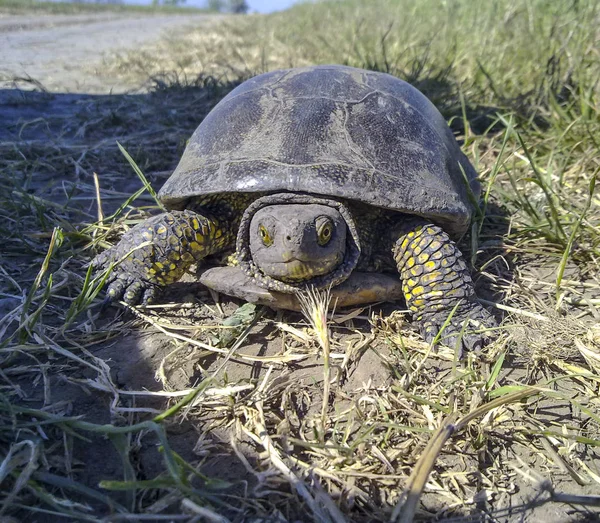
[92,210,230,305]
[392,220,496,355]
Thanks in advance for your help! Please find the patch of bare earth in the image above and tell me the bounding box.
[0,11,220,93]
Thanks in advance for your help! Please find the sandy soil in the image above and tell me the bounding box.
[0,11,217,93]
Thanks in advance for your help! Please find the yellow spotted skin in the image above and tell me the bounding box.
[394,224,472,310]
[92,191,495,352]
[92,194,254,305]
[392,219,495,352]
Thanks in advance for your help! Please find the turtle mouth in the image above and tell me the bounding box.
[264,257,342,282]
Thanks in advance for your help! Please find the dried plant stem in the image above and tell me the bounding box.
[391,414,458,523]
[93,171,104,226]
[392,386,544,521]
[297,286,333,440]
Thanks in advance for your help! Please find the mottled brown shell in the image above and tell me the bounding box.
[159,65,480,236]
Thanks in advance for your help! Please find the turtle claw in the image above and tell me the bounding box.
[92,242,159,307]
[92,249,163,307]
[420,301,496,357]
[122,280,145,305]
[106,276,126,301]
[102,275,157,306]
[95,251,156,307]
[141,286,158,305]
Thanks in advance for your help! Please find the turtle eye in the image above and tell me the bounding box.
[259,224,273,246]
[316,217,334,246]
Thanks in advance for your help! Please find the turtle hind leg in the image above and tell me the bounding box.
[92,209,232,305]
[391,219,496,355]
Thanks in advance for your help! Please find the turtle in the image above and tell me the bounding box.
[92,64,497,353]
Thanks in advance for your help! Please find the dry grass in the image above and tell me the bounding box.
[1,0,600,521]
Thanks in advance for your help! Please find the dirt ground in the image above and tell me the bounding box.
[0,11,218,93]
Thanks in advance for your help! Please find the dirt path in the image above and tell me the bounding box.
[0,11,217,93]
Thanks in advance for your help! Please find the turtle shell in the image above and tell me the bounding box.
[159,65,480,236]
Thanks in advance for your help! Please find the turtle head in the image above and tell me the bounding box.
[248,204,347,283]
[236,193,361,293]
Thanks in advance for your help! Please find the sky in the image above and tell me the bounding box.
[246,0,299,12]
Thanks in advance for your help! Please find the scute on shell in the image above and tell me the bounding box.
[159,64,480,237]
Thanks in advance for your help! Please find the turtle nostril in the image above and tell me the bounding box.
[286,235,292,241]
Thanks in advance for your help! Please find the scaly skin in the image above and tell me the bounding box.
[236,193,362,293]
[392,219,496,354]
[92,209,233,304]
[93,194,494,354]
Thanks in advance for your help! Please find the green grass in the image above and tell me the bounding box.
[1,0,600,521]
[0,0,209,15]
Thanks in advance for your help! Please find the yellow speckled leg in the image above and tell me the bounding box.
[93,210,231,305]
[392,220,496,354]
